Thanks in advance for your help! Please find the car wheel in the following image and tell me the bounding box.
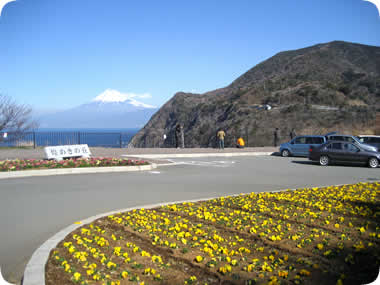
[320,155,329,166]
[281,149,290,157]
[368,157,379,168]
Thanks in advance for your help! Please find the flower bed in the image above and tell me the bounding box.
[46,182,380,285]
[0,157,148,172]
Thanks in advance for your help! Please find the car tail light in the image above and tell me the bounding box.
[309,146,314,152]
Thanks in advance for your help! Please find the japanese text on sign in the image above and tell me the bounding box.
[44,144,91,160]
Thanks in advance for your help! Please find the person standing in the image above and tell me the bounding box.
[290,128,296,140]
[180,124,185,148]
[175,124,181,148]
[217,129,226,149]
[274,128,279,147]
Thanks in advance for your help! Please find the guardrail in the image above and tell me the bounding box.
[0,131,136,148]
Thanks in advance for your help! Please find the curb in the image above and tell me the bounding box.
[123,151,274,159]
[0,164,157,180]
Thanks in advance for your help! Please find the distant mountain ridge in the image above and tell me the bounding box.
[38,89,158,128]
[130,41,380,147]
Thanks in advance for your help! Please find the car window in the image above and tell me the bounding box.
[329,136,341,141]
[313,137,324,144]
[358,137,365,143]
[346,137,355,143]
[305,137,313,144]
[332,142,342,150]
[348,143,359,152]
[343,143,359,152]
[367,137,380,143]
[294,137,306,144]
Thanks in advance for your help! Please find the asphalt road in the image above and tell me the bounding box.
[0,155,379,284]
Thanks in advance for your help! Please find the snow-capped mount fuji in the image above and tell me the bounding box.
[92,89,156,109]
[38,89,158,128]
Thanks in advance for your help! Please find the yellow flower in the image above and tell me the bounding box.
[278,270,288,278]
[106,261,116,269]
[195,256,203,263]
[141,250,151,257]
[121,271,129,279]
[152,255,163,263]
[300,269,310,276]
[73,272,81,281]
[317,243,324,250]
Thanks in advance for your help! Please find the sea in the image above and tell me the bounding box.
[1,128,140,148]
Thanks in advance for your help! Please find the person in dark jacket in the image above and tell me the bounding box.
[274,128,279,147]
[290,128,296,140]
[175,124,181,148]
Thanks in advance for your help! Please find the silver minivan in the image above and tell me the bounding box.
[357,135,380,152]
[326,134,377,152]
[279,135,326,157]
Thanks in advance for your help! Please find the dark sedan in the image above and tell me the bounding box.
[309,141,380,168]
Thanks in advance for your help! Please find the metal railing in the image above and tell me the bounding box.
[0,131,136,148]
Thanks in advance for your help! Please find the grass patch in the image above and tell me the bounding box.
[46,182,380,285]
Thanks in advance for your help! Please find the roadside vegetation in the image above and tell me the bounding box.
[0,157,148,171]
[46,182,380,285]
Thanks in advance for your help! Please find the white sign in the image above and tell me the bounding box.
[44,144,91,161]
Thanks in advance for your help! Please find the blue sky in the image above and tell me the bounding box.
[0,0,379,112]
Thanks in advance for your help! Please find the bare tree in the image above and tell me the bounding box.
[0,95,38,140]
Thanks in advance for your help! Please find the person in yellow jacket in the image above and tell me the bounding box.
[217,129,226,149]
[237,137,245,148]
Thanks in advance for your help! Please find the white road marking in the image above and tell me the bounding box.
[149,171,161,174]
[169,159,236,168]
